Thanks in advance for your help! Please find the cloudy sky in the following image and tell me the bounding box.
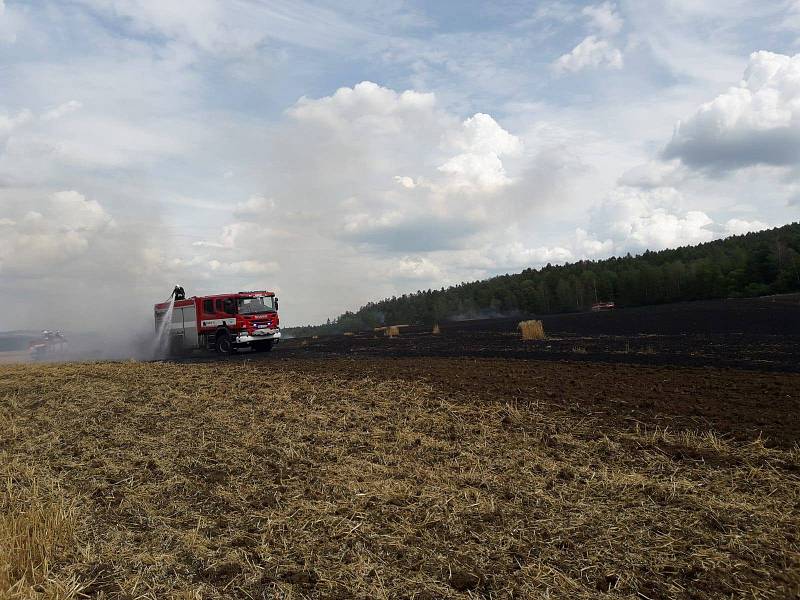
[1,0,799,330]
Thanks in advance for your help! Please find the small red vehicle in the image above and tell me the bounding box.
[154,287,280,354]
[591,301,616,312]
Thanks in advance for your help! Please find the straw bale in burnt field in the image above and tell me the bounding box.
[518,319,545,340]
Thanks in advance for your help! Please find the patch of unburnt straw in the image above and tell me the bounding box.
[1,360,798,599]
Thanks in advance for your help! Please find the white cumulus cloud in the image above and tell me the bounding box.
[588,187,716,252]
[438,113,523,191]
[664,51,800,171]
[389,256,443,280]
[724,218,768,236]
[0,108,33,136]
[582,2,623,36]
[208,259,279,275]
[275,82,529,252]
[553,36,623,73]
[619,159,686,188]
[488,242,574,269]
[0,190,113,274]
[234,195,275,218]
[41,100,83,121]
[394,175,416,189]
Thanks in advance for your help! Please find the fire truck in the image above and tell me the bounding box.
[591,301,616,312]
[28,330,68,361]
[154,288,281,354]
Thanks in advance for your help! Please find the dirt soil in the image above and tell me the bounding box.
[282,357,800,450]
[2,358,799,599]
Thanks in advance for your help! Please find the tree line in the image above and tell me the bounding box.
[286,223,800,337]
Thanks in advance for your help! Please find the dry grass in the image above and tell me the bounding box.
[518,319,545,340]
[0,463,83,599]
[0,360,798,598]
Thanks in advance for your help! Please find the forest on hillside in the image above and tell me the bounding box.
[287,223,800,336]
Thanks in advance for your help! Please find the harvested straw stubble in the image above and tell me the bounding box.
[518,319,545,340]
[1,359,798,599]
[0,463,83,599]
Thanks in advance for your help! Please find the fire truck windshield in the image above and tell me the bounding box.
[237,296,276,315]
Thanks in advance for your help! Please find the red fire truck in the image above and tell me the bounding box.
[591,301,616,312]
[154,288,280,354]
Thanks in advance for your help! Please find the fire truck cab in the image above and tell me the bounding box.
[154,289,281,355]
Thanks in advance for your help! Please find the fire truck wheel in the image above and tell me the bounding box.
[215,330,234,354]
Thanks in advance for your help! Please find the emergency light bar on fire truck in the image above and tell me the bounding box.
[154,288,280,355]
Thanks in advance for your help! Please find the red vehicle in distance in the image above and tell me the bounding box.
[591,301,616,312]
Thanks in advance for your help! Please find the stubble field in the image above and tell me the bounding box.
[2,357,799,599]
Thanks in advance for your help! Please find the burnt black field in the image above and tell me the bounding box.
[272,297,800,372]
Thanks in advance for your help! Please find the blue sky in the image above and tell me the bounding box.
[1,0,799,330]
